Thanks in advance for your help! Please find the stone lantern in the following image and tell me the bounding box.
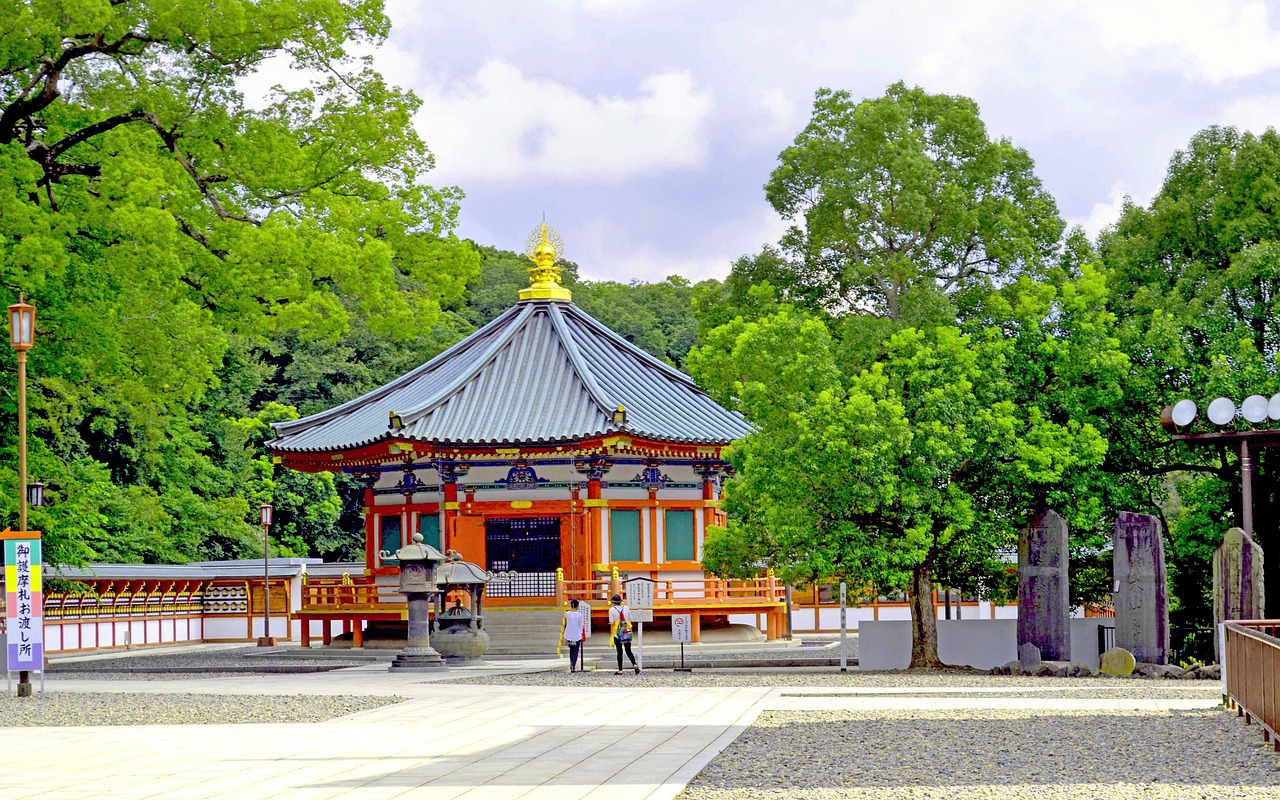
[382,532,447,672]
[432,552,493,661]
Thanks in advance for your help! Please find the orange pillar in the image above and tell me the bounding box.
[587,477,603,569]
[648,491,659,565]
[362,479,377,572]
[701,474,716,531]
[441,467,461,551]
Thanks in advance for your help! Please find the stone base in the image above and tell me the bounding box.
[256,637,279,647]
[389,646,448,672]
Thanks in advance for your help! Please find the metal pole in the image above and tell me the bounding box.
[1241,439,1254,534]
[17,349,26,533]
[16,349,28,696]
[262,523,271,644]
[839,581,848,673]
[637,621,643,670]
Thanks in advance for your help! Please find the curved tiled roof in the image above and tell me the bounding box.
[268,299,751,453]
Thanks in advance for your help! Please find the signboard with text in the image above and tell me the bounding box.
[624,577,655,609]
[672,614,692,643]
[5,538,43,671]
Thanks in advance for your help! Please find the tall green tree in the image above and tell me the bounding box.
[1099,125,1280,628]
[0,0,477,565]
[762,82,1062,321]
[695,84,1116,666]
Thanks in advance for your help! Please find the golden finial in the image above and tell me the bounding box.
[519,220,572,301]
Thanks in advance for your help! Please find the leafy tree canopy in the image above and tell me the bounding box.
[762,82,1063,320]
[0,0,478,566]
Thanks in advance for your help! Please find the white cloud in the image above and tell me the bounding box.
[1068,182,1155,238]
[580,0,650,12]
[758,88,799,138]
[1220,95,1280,135]
[1087,0,1280,83]
[579,204,790,284]
[415,60,713,183]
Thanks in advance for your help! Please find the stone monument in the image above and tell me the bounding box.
[384,532,448,672]
[1114,512,1169,664]
[1018,508,1071,661]
[1213,526,1265,654]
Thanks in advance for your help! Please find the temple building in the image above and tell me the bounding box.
[267,224,787,646]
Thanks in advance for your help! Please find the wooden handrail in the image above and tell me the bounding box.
[1225,620,1280,752]
[553,575,785,607]
[300,580,401,610]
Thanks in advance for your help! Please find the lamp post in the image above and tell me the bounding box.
[258,502,274,646]
[8,296,33,532]
[8,296,34,696]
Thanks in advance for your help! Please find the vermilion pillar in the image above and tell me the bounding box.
[440,463,467,551]
[356,472,378,572]
[587,477,603,568]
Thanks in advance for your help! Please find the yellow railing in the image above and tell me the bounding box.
[1225,620,1280,752]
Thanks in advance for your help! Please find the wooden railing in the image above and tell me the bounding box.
[1225,620,1280,752]
[554,573,785,609]
[299,571,785,614]
[300,577,403,611]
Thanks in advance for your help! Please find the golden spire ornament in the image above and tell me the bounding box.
[519,220,572,301]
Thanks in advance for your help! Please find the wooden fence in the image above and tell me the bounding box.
[1225,620,1280,751]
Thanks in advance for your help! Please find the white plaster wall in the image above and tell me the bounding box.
[660,571,707,600]
[993,604,1019,619]
[860,618,1117,670]
[203,617,250,640]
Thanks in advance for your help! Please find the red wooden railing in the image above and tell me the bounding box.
[1225,620,1280,751]
[554,572,784,609]
[299,576,402,611]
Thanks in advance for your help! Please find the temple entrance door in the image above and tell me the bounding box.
[485,517,561,597]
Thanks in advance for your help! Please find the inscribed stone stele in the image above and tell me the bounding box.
[1018,508,1070,661]
[1114,512,1170,665]
[1213,527,1265,656]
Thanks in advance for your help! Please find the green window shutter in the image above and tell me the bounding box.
[380,516,401,565]
[611,509,641,562]
[665,510,695,561]
[419,514,441,550]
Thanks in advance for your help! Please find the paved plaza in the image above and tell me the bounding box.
[0,648,1274,800]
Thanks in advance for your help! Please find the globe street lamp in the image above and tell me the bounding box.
[258,502,275,646]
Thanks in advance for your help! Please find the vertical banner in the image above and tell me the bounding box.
[5,538,43,671]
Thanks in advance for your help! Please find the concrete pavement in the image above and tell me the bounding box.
[0,657,1225,800]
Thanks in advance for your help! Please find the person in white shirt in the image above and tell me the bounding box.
[561,599,587,673]
[608,594,639,675]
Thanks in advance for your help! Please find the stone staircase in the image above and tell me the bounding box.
[481,608,567,658]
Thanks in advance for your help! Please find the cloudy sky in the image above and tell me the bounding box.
[339,1,1280,283]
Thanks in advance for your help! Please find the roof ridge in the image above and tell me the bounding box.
[394,303,538,427]
[563,303,702,391]
[272,305,525,436]
[547,302,617,419]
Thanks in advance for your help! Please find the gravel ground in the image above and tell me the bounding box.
[47,645,371,680]
[441,668,1222,698]
[679,707,1280,800]
[0,692,401,726]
